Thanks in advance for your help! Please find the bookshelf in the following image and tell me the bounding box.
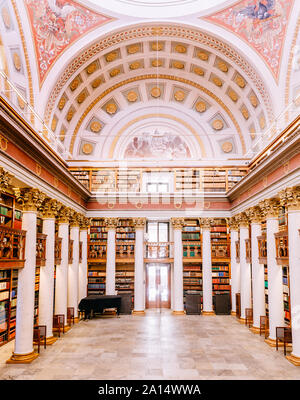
[211,219,231,296]
[87,264,106,295]
[91,170,116,192]
[0,192,13,227]
[282,265,290,326]
[88,218,107,295]
[71,170,90,190]
[260,221,268,319]
[8,269,18,339]
[34,266,40,326]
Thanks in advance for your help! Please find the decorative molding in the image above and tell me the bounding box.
[0,167,13,191]
[132,217,146,229]
[226,216,239,231]
[41,198,62,218]
[171,217,185,229]
[57,205,73,223]
[259,198,280,219]
[280,186,300,210]
[235,212,249,227]
[13,187,46,212]
[104,217,119,229]
[199,217,213,229]
[245,206,263,223]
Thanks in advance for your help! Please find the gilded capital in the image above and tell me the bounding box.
[104,217,119,229]
[0,167,13,191]
[235,212,249,228]
[281,186,300,211]
[13,187,46,212]
[57,206,73,223]
[80,216,91,230]
[70,211,81,227]
[258,198,279,219]
[200,217,213,230]
[245,206,263,223]
[226,217,239,231]
[41,198,62,218]
[171,217,185,230]
[132,217,146,229]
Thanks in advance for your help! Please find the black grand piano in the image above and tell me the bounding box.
[78,295,121,319]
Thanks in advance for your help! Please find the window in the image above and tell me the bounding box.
[142,172,172,193]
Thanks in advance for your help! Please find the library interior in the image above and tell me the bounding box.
[0,0,300,381]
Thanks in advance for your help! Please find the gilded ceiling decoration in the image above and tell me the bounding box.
[203,0,295,81]
[24,0,114,86]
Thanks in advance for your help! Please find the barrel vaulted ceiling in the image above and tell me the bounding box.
[0,0,299,165]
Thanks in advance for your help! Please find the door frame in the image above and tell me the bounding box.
[145,263,171,309]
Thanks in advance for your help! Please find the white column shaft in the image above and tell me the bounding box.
[267,217,284,340]
[134,228,144,311]
[230,229,239,312]
[288,210,300,357]
[202,228,213,312]
[68,226,80,318]
[38,218,55,338]
[106,228,116,295]
[240,226,251,319]
[173,228,184,312]
[14,211,37,355]
[251,222,265,328]
[55,223,69,322]
[78,229,88,302]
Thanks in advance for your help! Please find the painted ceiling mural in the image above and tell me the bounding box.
[203,0,295,81]
[23,0,114,86]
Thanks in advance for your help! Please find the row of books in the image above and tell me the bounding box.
[0,291,9,301]
[0,282,9,290]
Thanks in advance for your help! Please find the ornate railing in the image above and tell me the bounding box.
[274,230,288,265]
[145,242,173,259]
[212,242,230,259]
[68,239,73,264]
[36,233,47,266]
[245,238,251,263]
[183,241,202,258]
[235,240,240,263]
[87,241,106,260]
[55,236,62,265]
[257,234,267,264]
[116,241,135,259]
[0,226,26,268]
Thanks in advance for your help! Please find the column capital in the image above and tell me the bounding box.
[57,205,72,223]
[70,211,81,228]
[132,217,146,229]
[80,216,91,230]
[13,187,46,212]
[104,217,119,230]
[279,186,300,211]
[171,217,185,230]
[245,206,263,223]
[199,217,213,230]
[0,167,13,192]
[258,198,280,219]
[226,217,239,231]
[41,198,62,218]
[235,212,249,228]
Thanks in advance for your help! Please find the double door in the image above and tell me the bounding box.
[146,264,171,309]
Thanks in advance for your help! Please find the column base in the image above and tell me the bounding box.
[286,354,300,366]
[238,318,246,324]
[132,310,145,316]
[202,311,216,316]
[250,326,260,334]
[45,336,57,345]
[74,317,80,323]
[264,338,283,347]
[231,311,236,316]
[172,310,185,315]
[64,325,71,332]
[6,351,39,364]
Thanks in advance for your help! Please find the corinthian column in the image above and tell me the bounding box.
[200,217,214,315]
[132,218,146,315]
[281,187,300,365]
[68,212,80,321]
[7,188,46,364]
[259,198,284,346]
[78,217,89,303]
[227,217,240,315]
[104,218,118,295]
[171,218,185,315]
[246,206,265,333]
[39,199,61,345]
[236,212,251,323]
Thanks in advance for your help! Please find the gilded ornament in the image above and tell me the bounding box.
[212,119,224,130]
[150,87,161,98]
[106,51,118,62]
[259,115,266,130]
[172,61,184,69]
[91,77,102,88]
[0,167,13,190]
[195,101,206,113]
[105,103,117,114]
[151,42,163,51]
[217,61,228,72]
[13,52,21,71]
[197,51,209,61]
[77,91,87,104]
[58,96,66,110]
[250,126,256,140]
[110,68,120,77]
[51,117,57,131]
[250,94,258,108]
[66,108,74,121]
[235,75,246,88]
[17,95,25,110]
[82,143,94,154]
[152,59,163,67]
[241,106,249,120]
[86,62,97,74]
[222,141,233,153]
[129,61,141,70]
[127,44,140,54]
[193,67,204,76]
[60,127,66,141]
[175,44,187,53]
[70,77,80,91]
[2,7,11,29]
[174,90,185,101]
[228,89,238,102]
[127,91,138,102]
[90,121,102,132]
[212,76,222,87]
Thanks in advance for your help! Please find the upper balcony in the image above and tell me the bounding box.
[0,226,26,269]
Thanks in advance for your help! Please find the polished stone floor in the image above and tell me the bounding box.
[0,310,299,380]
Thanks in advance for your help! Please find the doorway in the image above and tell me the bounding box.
[146,264,171,309]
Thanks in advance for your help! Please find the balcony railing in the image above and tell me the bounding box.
[212,242,230,259]
[145,242,173,260]
[245,238,251,263]
[257,235,267,264]
[36,233,47,266]
[274,231,288,265]
[116,242,135,259]
[235,240,240,263]
[0,226,26,268]
[88,241,106,260]
[68,239,73,264]
[55,237,62,265]
[183,241,201,259]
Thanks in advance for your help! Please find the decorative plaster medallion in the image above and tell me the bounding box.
[151,42,163,51]
[13,52,21,71]
[110,68,120,77]
[51,117,57,131]
[36,163,42,176]
[241,106,249,120]
[0,135,8,151]
[127,91,138,102]
[106,103,117,114]
[193,67,204,76]
[91,78,102,88]
[197,51,209,61]
[212,119,224,130]
[90,121,102,132]
[217,61,228,72]
[222,141,233,153]
[150,87,161,98]
[70,77,80,91]
[212,76,223,87]
[58,96,66,110]
[53,177,59,188]
[86,62,97,74]
[235,75,246,88]
[259,115,266,130]
[66,108,74,121]
[127,44,140,54]
[152,59,163,67]
[195,101,206,112]
[172,61,184,69]
[228,89,238,102]
[108,202,115,209]
[283,161,290,174]
[82,143,94,154]
[77,91,87,104]
[250,93,258,108]
[175,44,187,53]
[174,90,185,101]
[129,61,141,70]
[2,7,11,29]
[106,51,118,62]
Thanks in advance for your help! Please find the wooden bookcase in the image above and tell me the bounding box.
[34,266,40,326]
[211,219,231,296]
[87,264,106,295]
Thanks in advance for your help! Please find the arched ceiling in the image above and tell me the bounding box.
[0,0,299,166]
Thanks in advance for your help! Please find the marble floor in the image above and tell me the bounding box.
[0,310,299,380]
